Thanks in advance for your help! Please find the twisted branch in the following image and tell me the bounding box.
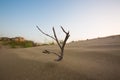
[36,26,70,61]
[36,26,55,40]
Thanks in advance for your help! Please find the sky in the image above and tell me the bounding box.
[0,0,120,43]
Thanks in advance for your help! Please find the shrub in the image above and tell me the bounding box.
[23,41,34,48]
[49,42,55,45]
[0,37,36,48]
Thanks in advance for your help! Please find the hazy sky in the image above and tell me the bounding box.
[0,0,120,43]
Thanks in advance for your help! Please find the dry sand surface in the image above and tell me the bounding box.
[0,35,120,80]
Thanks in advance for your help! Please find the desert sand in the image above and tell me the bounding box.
[0,35,120,80]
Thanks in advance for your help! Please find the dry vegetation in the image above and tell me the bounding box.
[0,37,37,48]
[0,35,120,80]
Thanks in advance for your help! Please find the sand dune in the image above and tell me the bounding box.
[67,35,120,48]
[0,35,120,80]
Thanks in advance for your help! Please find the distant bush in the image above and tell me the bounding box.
[40,43,49,46]
[49,42,55,45]
[2,41,9,45]
[23,41,35,48]
[40,41,55,46]
[2,40,36,48]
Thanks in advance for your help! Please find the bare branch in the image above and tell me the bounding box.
[61,26,68,34]
[60,26,70,49]
[62,32,70,49]
[36,26,56,40]
[52,27,62,49]
[42,50,61,57]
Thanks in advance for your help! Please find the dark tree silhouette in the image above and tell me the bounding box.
[36,26,70,61]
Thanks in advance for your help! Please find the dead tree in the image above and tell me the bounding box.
[36,26,70,61]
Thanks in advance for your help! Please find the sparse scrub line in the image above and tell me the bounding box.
[0,37,38,48]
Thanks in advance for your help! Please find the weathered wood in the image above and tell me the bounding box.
[36,26,55,40]
[36,26,70,61]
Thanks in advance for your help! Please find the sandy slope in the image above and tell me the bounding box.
[0,35,120,80]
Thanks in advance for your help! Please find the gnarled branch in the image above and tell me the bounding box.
[52,27,62,49]
[36,26,70,61]
[36,26,55,40]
